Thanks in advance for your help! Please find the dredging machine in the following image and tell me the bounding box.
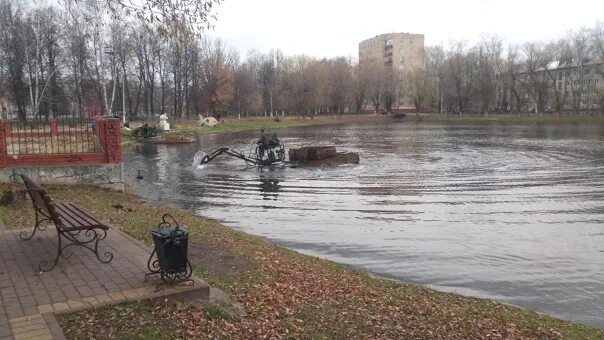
[195,131,359,168]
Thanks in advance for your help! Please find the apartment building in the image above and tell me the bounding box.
[555,59,602,111]
[496,58,603,113]
[359,33,425,110]
[359,33,424,72]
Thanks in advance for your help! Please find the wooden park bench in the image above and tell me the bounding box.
[10,174,114,272]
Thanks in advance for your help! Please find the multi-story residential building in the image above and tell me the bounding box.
[554,59,603,111]
[359,33,425,111]
[359,33,424,72]
[496,58,603,113]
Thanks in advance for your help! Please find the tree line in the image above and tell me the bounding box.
[425,25,604,115]
[0,0,602,121]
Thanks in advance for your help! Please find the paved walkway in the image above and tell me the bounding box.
[0,226,208,339]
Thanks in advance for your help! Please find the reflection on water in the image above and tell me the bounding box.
[124,122,604,327]
[259,176,281,200]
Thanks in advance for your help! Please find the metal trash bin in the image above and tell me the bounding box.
[144,214,193,288]
[152,225,189,273]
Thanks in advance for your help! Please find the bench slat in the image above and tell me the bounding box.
[62,203,104,229]
[54,202,107,231]
[57,203,95,226]
[53,203,99,232]
[52,203,82,229]
[64,203,104,227]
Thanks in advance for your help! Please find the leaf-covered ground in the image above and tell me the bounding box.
[1,183,602,339]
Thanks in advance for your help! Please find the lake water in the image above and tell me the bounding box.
[124,122,604,327]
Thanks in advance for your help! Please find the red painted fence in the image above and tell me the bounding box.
[0,118,122,168]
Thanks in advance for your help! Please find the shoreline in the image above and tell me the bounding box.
[269,237,591,329]
[122,114,392,146]
[122,191,579,328]
[122,113,604,146]
[1,183,601,338]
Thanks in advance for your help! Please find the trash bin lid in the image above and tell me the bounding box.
[152,227,188,238]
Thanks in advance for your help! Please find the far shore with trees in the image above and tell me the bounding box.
[0,1,603,122]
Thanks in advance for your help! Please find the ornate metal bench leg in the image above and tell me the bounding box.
[92,229,114,264]
[39,230,63,272]
[61,229,114,264]
[19,211,49,241]
[38,228,114,272]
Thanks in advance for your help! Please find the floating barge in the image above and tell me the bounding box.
[288,146,359,166]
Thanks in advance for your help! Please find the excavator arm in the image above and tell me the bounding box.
[199,147,265,166]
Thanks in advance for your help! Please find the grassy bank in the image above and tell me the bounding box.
[0,183,602,339]
[170,115,390,134]
[122,115,389,146]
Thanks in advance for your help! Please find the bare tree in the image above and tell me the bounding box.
[542,39,573,112]
[591,22,604,113]
[198,38,237,115]
[103,0,221,35]
[63,0,88,116]
[406,68,431,113]
[86,3,111,115]
[475,36,502,114]
[0,0,27,119]
[133,25,158,116]
[383,70,399,112]
[445,41,476,114]
[326,57,352,114]
[425,45,446,113]
[232,62,260,116]
[367,60,387,113]
[502,45,528,113]
[567,29,592,112]
[252,50,283,116]
[522,42,549,113]
[351,62,369,114]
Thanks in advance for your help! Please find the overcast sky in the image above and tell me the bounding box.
[210,0,602,59]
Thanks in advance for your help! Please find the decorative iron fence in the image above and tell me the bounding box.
[0,117,123,168]
[4,116,103,155]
